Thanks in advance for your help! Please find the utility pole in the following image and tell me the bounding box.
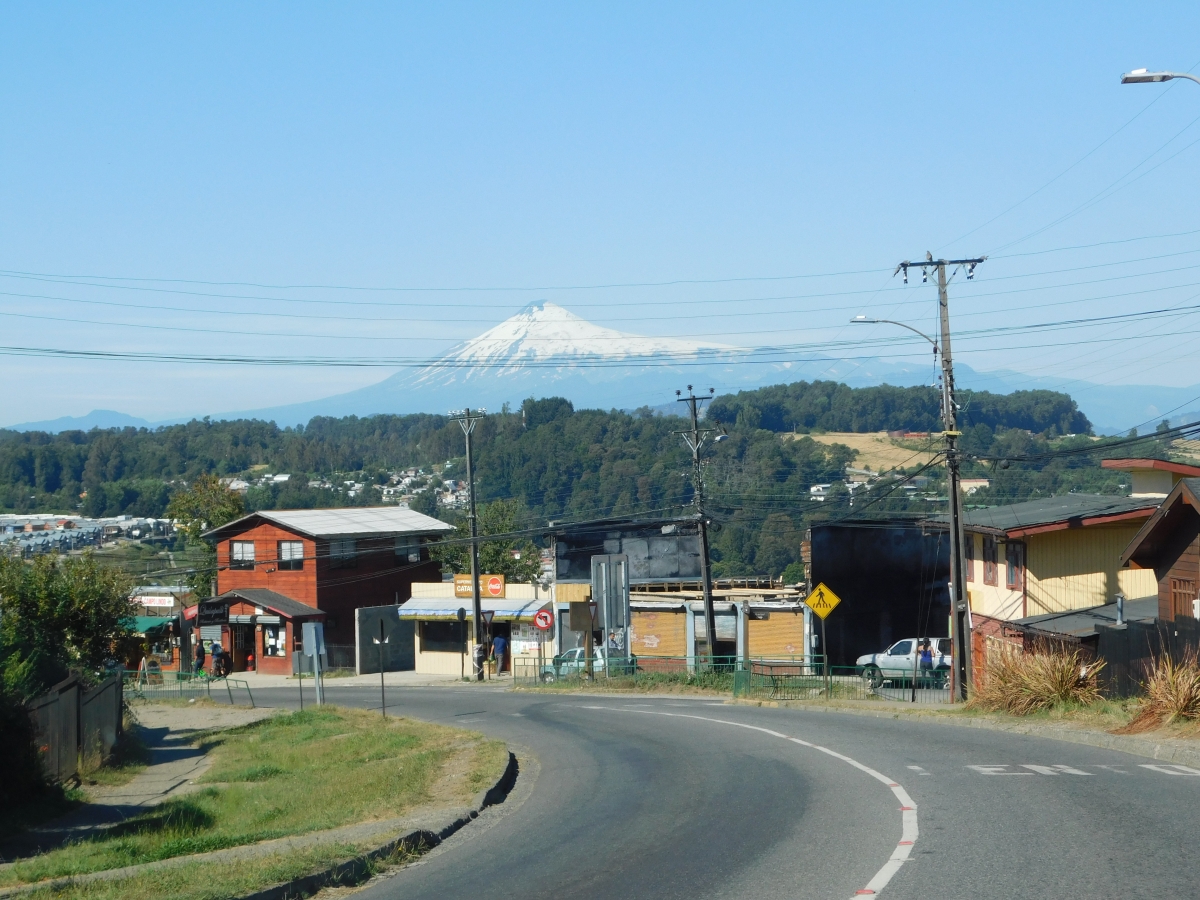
[451,408,486,680]
[893,254,984,702]
[676,386,718,668]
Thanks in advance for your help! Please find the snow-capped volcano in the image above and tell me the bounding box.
[414,302,738,383]
[219,301,938,426]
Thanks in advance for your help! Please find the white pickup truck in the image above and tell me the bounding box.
[856,638,951,689]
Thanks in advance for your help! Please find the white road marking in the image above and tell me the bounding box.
[967,765,1033,775]
[580,705,916,899]
[1140,764,1200,776]
[1095,765,1128,774]
[1020,764,1092,776]
[906,765,930,775]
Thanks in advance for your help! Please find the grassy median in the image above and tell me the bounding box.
[1,706,507,893]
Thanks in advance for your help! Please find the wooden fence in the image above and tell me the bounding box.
[26,673,123,782]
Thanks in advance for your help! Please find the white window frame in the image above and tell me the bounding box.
[230,541,255,569]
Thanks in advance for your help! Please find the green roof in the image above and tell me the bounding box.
[127,615,176,634]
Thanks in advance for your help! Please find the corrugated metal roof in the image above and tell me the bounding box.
[206,506,454,540]
[1012,596,1158,638]
[217,588,324,619]
[958,494,1159,534]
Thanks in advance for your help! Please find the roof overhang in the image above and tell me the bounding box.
[1121,480,1200,569]
[1004,507,1156,538]
[1101,458,1200,477]
[398,597,551,621]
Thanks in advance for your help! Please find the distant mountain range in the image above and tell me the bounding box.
[5,302,1197,435]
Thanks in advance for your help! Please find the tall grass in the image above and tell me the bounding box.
[971,642,1105,715]
[1139,650,1200,725]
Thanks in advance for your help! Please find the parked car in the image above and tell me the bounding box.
[856,638,951,689]
[541,646,609,681]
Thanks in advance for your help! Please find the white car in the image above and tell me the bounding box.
[856,638,951,689]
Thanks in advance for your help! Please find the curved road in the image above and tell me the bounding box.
[249,684,1200,899]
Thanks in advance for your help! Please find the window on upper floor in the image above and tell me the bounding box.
[1005,542,1024,591]
[230,541,255,570]
[395,537,421,563]
[965,534,975,582]
[330,538,357,569]
[278,541,304,571]
[983,536,998,586]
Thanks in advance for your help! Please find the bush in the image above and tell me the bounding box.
[1139,650,1200,725]
[971,642,1105,715]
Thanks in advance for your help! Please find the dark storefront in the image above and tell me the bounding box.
[810,520,951,666]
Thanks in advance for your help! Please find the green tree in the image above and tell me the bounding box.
[166,474,245,597]
[0,554,133,700]
[432,499,542,583]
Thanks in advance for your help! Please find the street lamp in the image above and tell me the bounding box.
[850,315,938,352]
[1121,68,1200,86]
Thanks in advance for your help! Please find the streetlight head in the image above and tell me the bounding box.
[1122,69,1173,84]
[850,315,876,324]
[714,433,729,443]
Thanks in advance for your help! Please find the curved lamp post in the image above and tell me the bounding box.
[1121,68,1200,86]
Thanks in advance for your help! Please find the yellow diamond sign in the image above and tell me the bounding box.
[806,582,842,620]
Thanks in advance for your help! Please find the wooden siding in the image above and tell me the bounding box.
[1157,525,1200,621]
[630,609,687,657]
[1025,524,1157,615]
[748,612,806,658]
[217,523,319,606]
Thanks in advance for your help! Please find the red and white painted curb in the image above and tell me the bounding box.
[583,706,917,899]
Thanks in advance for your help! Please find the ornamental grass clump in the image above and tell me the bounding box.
[1138,650,1200,725]
[971,642,1105,716]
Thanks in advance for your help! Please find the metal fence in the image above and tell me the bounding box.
[732,662,952,704]
[325,643,357,673]
[123,670,256,707]
[1096,617,1200,698]
[513,654,742,689]
[512,654,953,705]
[26,673,124,783]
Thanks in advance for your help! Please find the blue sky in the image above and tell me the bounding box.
[4,3,1200,424]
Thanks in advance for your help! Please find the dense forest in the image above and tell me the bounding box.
[0,380,1171,579]
[706,382,1093,436]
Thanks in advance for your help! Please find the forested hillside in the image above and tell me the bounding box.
[0,380,1161,579]
[706,382,1092,436]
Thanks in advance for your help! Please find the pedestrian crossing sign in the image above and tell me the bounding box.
[806,583,842,620]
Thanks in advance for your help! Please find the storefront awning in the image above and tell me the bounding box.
[398,596,551,621]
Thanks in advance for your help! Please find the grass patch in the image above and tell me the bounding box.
[16,840,413,900]
[1132,650,1200,728]
[2,706,505,888]
[80,718,152,788]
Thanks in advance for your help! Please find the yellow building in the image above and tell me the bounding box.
[962,494,1161,620]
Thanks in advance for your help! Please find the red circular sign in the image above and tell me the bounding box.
[533,609,554,631]
[487,576,504,596]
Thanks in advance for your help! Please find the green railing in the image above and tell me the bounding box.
[732,662,951,704]
[123,670,256,707]
[513,655,785,692]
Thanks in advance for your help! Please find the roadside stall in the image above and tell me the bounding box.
[398,594,554,677]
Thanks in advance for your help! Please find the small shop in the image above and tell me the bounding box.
[191,588,326,676]
[399,594,554,676]
[123,614,183,672]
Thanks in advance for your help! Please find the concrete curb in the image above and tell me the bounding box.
[726,698,1200,768]
[0,750,522,900]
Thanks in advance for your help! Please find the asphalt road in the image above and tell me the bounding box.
[247,683,1200,900]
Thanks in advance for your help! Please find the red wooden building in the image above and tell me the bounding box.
[201,507,452,674]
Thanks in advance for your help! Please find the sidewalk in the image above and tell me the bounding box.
[234,670,472,689]
[0,705,275,862]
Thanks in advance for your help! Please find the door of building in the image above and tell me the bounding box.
[231,624,253,671]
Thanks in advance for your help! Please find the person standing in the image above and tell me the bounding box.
[491,632,508,676]
[193,638,206,676]
[918,640,934,689]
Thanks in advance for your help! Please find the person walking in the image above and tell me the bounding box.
[193,639,206,676]
[491,632,508,676]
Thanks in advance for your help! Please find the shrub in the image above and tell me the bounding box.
[1139,650,1200,725]
[971,642,1105,715]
